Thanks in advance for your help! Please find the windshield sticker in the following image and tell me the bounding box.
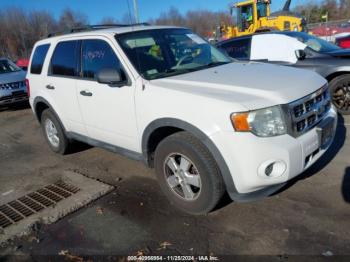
[186,34,206,44]
[126,38,156,48]
[147,69,158,75]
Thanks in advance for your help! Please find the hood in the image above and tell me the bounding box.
[0,70,26,85]
[325,49,350,58]
[151,62,327,110]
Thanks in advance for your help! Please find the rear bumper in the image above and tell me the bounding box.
[209,107,338,199]
[0,89,28,106]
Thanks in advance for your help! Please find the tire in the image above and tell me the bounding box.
[329,74,350,115]
[41,109,69,154]
[154,131,225,215]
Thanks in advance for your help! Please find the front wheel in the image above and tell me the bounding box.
[329,75,350,115]
[154,132,225,215]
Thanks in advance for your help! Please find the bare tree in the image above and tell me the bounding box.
[151,7,231,37]
[58,8,88,31]
[100,17,119,25]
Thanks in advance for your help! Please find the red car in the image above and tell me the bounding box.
[336,34,350,49]
[16,59,29,71]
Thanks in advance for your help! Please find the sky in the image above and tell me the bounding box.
[0,0,318,23]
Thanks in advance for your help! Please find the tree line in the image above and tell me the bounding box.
[0,7,230,61]
[295,0,350,24]
[1,1,350,60]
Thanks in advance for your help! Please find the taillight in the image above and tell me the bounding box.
[25,78,30,97]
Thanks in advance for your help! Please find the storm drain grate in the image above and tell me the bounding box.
[0,181,80,229]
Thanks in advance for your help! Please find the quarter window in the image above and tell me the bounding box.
[50,41,79,77]
[30,44,50,74]
[82,40,123,80]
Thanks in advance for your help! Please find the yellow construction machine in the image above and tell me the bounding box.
[220,0,306,39]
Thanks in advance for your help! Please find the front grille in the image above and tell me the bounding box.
[0,81,26,90]
[288,85,331,137]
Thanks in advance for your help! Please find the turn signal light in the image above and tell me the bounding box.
[231,113,250,132]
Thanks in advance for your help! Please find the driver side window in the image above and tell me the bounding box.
[82,39,124,80]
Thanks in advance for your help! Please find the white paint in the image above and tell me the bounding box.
[250,34,307,64]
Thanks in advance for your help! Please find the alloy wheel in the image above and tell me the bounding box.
[45,118,60,148]
[163,153,201,201]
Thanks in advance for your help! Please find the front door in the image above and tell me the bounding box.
[76,38,138,151]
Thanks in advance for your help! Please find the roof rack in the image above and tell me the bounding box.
[47,23,150,38]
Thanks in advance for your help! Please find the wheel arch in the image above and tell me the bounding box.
[33,96,67,132]
[141,118,238,196]
[326,71,350,83]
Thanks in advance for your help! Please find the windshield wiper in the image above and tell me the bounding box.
[147,62,230,80]
[204,61,230,67]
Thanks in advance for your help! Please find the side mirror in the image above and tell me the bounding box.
[97,68,127,87]
[295,49,307,60]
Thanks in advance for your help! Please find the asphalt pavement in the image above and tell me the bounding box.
[0,104,349,259]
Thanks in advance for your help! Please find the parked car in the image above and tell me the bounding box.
[336,34,350,49]
[216,31,350,114]
[0,58,28,107]
[27,25,337,214]
[16,59,29,71]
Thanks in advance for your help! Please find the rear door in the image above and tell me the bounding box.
[76,37,138,151]
[45,40,87,135]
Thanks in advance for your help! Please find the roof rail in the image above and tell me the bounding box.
[47,23,150,38]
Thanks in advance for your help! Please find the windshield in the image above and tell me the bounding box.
[235,4,254,32]
[294,33,341,53]
[0,59,21,74]
[116,29,231,80]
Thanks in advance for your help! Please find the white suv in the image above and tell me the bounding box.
[27,25,337,214]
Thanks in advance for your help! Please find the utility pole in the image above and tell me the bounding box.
[133,0,139,23]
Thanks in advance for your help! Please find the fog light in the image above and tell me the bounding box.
[265,163,274,176]
[258,160,287,178]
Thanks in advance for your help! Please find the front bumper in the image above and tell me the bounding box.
[209,107,337,196]
[0,88,28,106]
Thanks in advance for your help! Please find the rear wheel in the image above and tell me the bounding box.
[154,132,225,215]
[329,75,350,115]
[41,109,69,154]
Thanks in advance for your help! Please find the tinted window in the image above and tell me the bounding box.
[30,44,50,74]
[51,41,79,77]
[219,38,251,60]
[0,59,21,74]
[82,40,123,80]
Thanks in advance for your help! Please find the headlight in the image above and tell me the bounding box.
[231,106,287,137]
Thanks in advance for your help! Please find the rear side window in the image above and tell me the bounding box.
[219,38,251,60]
[50,41,79,77]
[82,39,123,80]
[30,44,50,74]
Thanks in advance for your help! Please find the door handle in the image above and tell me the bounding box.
[46,84,55,90]
[80,90,93,97]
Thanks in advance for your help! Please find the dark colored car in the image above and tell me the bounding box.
[216,31,350,114]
